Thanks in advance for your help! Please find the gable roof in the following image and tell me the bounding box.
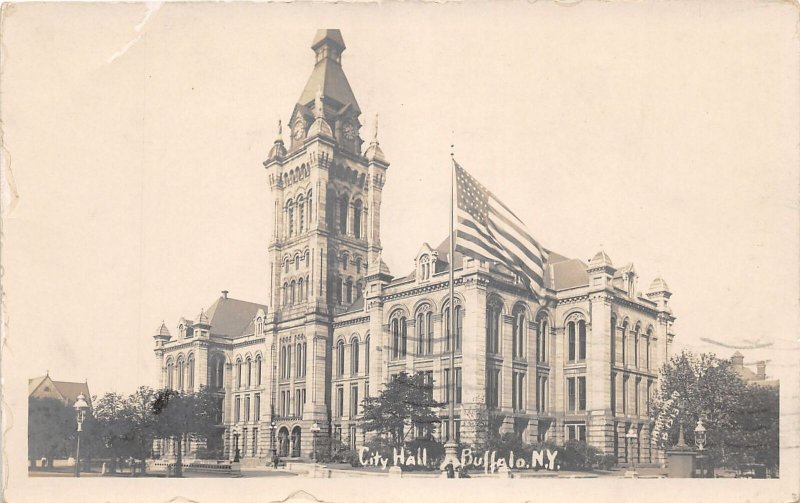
[203,295,268,338]
[52,380,91,404]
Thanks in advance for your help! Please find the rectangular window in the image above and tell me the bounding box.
[578,376,586,411]
[253,428,258,457]
[623,376,629,414]
[486,368,500,409]
[350,385,359,417]
[566,423,587,441]
[423,370,433,399]
[234,396,241,423]
[444,368,451,403]
[455,368,462,404]
[610,374,616,415]
[512,371,517,409]
[635,378,641,415]
[512,372,525,411]
[646,380,652,413]
[349,425,357,450]
[295,389,302,417]
[567,377,576,412]
[336,386,344,418]
[244,395,251,422]
[254,393,261,421]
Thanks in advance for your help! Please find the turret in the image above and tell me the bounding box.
[587,249,615,290]
[153,321,171,348]
[646,276,672,313]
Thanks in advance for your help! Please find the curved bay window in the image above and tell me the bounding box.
[390,315,408,360]
[486,299,502,355]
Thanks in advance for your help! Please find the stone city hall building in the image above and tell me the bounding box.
[153,29,676,466]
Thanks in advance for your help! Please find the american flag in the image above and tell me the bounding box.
[454,160,549,298]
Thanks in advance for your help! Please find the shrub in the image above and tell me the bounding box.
[560,440,600,471]
[403,439,445,471]
[597,453,617,470]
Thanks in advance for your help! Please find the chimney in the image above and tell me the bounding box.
[756,361,766,380]
[222,290,229,299]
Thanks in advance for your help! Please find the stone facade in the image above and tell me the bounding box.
[153,29,676,466]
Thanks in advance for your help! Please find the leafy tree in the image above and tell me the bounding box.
[361,372,444,448]
[28,397,75,466]
[726,384,779,473]
[92,392,130,471]
[151,387,222,477]
[651,350,748,466]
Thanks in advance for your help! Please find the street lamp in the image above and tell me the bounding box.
[310,422,321,463]
[269,421,277,457]
[694,419,707,478]
[626,425,638,478]
[232,430,240,463]
[73,393,90,478]
[694,419,706,451]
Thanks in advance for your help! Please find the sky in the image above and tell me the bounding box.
[3,2,798,399]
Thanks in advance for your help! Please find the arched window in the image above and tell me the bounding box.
[166,359,174,389]
[352,339,360,374]
[307,190,313,225]
[302,341,307,377]
[335,276,343,304]
[296,343,303,377]
[353,200,363,239]
[426,311,433,355]
[444,304,463,352]
[339,195,349,234]
[646,328,652,370]
[486,299,502,354]
[306,275,311,299]
[578,319,587,360]
[290,280,297,304]
[365,336,370,373]
[298,277,305,301]
[187,354,195,390]
[337,340,345,376]
[286,344,292,379]
[295,254,300,271]
[391,315,407,359]
[287,200,295,236]
[346,278,353,303]
[280,346,286,379]
[512,305,526,359]
[298,197,305,234]
[417,311,426,355]
[246,357,252,387]
[210,356,224,390]
[568,321,576,361]
[304,249,310,266]
[284,258,290,274]
[634,323,641,367]
[419,255,431,281]
[236,359,242,388]
[177,358,185,390]
[621,320,629,365]
[326,188,336,232]
[282,283,289,306]
[342,252,349,271]
[537,316,549,363]
[610,317,617,365]
[355,257,362,274]
[255,354,262,385]
[355,280,363,300]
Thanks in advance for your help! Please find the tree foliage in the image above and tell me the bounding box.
[651,350,778,470]
[360,372,444,448]
[28,397,75,464]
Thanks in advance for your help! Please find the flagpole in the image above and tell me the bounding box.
[443,146,458,476]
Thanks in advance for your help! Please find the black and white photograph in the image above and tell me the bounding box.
[1,2,798,502]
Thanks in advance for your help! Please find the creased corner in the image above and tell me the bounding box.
[106,2,162,64]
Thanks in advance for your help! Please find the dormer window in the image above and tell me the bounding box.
[419,254,431,282]
[185,327,194,338]
[627,272,636,297]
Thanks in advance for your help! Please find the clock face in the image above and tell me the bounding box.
[292,122,305,140]
[342,122,356,140]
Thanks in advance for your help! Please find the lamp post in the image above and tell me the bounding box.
[73,393,90,478]
[232,431,240,463]
[310,422,321,463]
[694,419,707,478]
[626,426,638,478]
[269,421,277,458]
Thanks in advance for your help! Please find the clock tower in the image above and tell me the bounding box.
[262,29,389,453]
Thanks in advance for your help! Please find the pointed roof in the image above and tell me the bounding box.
[298,30,360,114]
[312,29,345,51]
[648,276,671,293]
[203,295,268,338]
[155,321,171,338]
